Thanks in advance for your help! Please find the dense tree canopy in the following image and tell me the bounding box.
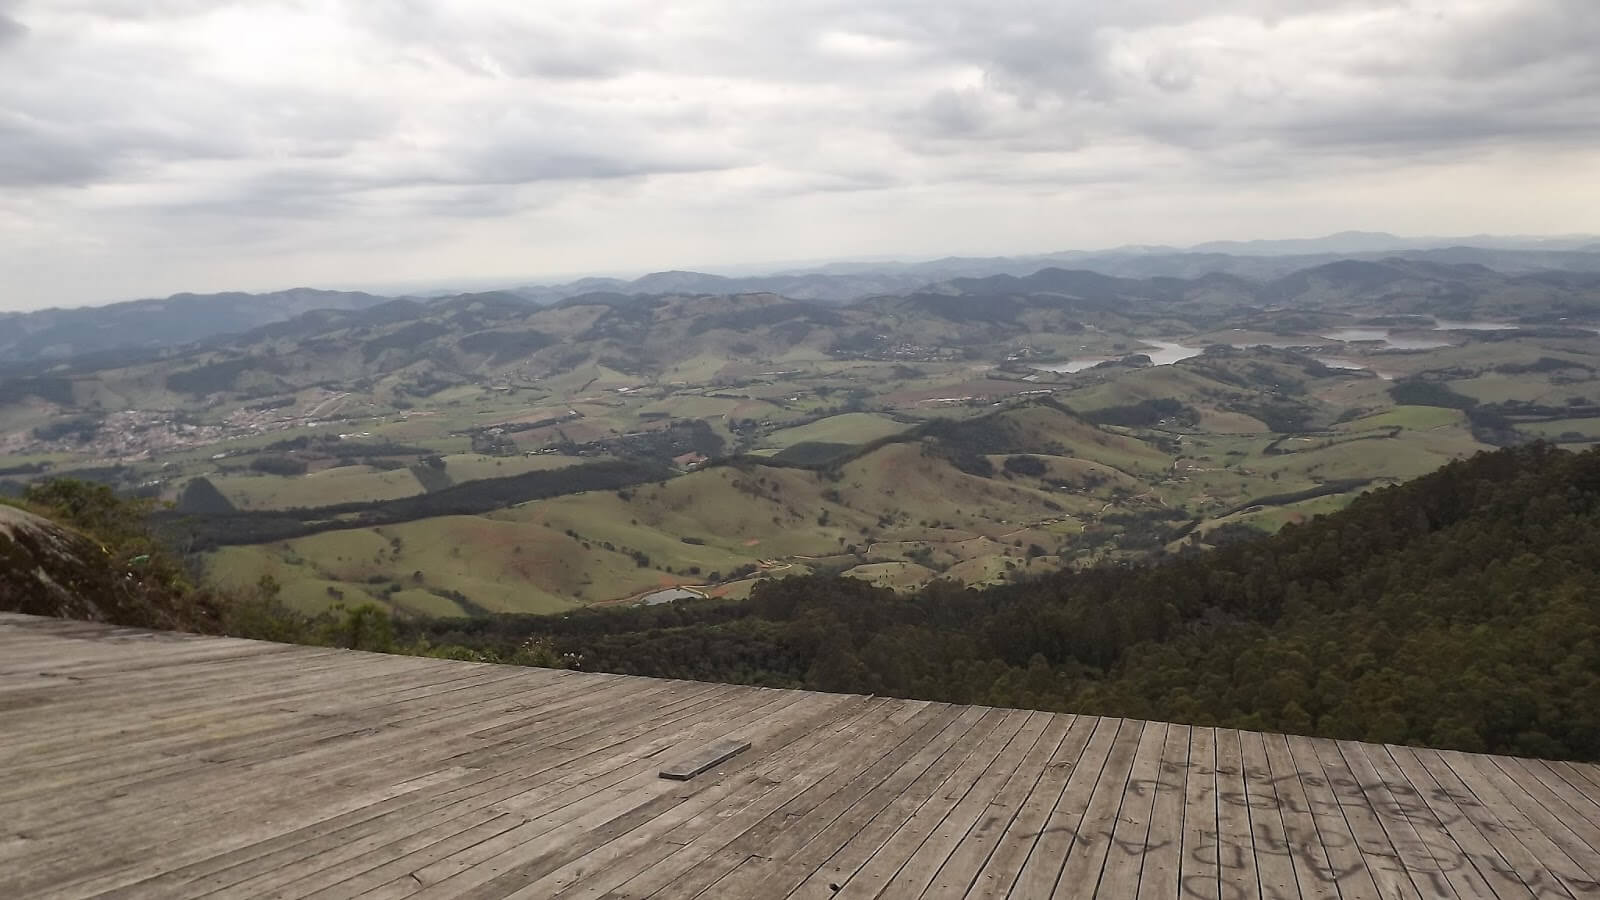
[412,443,1600,761]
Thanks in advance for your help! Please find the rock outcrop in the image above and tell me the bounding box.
[0,504,217,631]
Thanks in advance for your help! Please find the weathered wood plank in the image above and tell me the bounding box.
[1382,746,1537,900]
[1097,721,1167,899]
[887,710,1056,897]
[631,700,953,900]
[572,694,905,899]
[1212,728,1261,900]
[1354,742,1497,900]
[1136,724,1190,900]
[782,706,998,900]
[7,665,577,837]
[1491,757,1600,856]
[921,713,1073,899]
[1177,726,1221,900]
[1260,732,1338,900]
[1282,735,1383,900]
[162,685,776,899]
[1542,755,1600,819]
[1,616,1599,900]
[24,679,760,898]
[804,708,1033,900]
[407,698,908,899]
[658,739,752,780]
[535,704,971,900]
[0,654,443,783]
[1553,761,1600,808]
[1439,750,1600,889]
[283,693,866,900]
[1003,716,1122,899]
[1239,730,1302,900]
[1308,737,1422,900]
[210,688,804,899]
[960,714,1093,900]
[1048,718,1147,898]
[1415,747,1587,900]
[1335,740,1458,899]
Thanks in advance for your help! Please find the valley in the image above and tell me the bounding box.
[3,258,1598,617]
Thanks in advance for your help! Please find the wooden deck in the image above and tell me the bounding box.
[2,613,1599,899]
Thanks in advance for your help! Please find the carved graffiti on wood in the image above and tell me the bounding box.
[1023,761,1600,898]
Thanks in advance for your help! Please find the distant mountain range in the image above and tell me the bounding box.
[1174,230,1600,255]
[0,289,392,368]
[6,233,1600,368]
[507,240,1600,305]
[505,269,938,305]
[7,255,1592,418]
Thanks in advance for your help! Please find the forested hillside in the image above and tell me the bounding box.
[413,443,1600,760]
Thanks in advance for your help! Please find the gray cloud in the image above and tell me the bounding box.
[0,0,23,45]
[2,0,1598,309]
[0,121,102,186]
[877,0,1600,158]
[42,0,219,21]
[339,1,651,81]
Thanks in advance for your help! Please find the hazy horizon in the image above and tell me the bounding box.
[3,1,1598,310]
[6,228,1600,314]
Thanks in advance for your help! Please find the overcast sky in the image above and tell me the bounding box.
[2,0,1597,310]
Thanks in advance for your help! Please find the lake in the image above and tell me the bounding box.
[1432,319,1518,331]
[640,588,700,606]
[1320,327,1453,350]
[1038,340,1204,373]
[1313,356,1396,380]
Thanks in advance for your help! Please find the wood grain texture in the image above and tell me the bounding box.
[2,613,1599,900]
[658,739,752,780]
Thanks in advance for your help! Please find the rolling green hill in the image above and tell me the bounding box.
[4,257,1598,618]
[195,379,1502,618]
[199,400,1183,614]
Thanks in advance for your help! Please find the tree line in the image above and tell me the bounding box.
[409,442,1600,761]
[156,458,672,549]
